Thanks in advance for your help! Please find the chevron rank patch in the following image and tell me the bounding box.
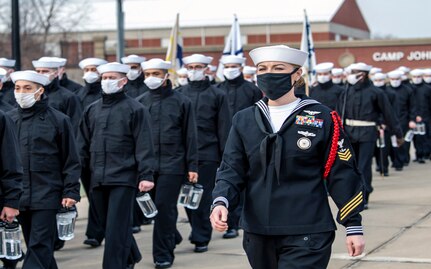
[337,139,352,161]
[338,149,352,161]
[295,115,324,128]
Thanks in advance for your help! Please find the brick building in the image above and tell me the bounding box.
[52,0,430,78]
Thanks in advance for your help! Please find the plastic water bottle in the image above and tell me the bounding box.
[0,221,5,258]
[56,206,77,241]
[3,221,22,260]
[404,130,414,142]
[187,184,204,210]
[177,183,193,207]
[136,193,158,218]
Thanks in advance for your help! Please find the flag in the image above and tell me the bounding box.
[216,14,243,81]
[166,13,184,78]
[300,9,317,85]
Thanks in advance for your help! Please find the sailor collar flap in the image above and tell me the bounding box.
[254,97,320,184]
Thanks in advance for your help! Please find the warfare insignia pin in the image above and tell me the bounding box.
[304,110,321,116]
[338,148,352,161]
[295,115,324,128]
[297,137,311,150]
[298,130,316,137]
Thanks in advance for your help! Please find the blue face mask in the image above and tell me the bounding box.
[256,68,298,100]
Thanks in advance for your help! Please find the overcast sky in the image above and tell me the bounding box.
[357,0,431,38]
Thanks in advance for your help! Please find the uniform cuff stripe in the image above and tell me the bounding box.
[346,226,363,236]
[213,197,229,209]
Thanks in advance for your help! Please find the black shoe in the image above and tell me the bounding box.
[126,263,136,269]
[142,219,153,225]
[395,167,403,171]
[383,172,389,177]
[83,238,101,247]
[194,243,208,253]
[54,239,65,251]
[155,261,172,269]
[418,158,426,164]
[132,226,141,234]
[223,229,239,239]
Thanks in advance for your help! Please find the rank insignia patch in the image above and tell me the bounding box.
[295,115,324,128]
[338,148,352,161]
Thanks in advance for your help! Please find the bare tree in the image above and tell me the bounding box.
[0,0,90,68]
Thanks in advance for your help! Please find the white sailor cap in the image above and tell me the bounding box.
[249,45,308,66]
[121,54,146,64]
[32,57,63,69]
[350,62,372,72]
[10,70,50,85]
[220,55,246,65]
[97,62,130,74]
[422,68,431,76]
[46,57,67,67]
[387,70,403,79]
[243,66,257,75]
[369,67,382,75]
[208,65,217,72]
[410,69,424,76]
[140,59,171,70]
[373,73,387,80]
[0,58,16,67]
[0,68,6,78]
[176,68,188,75]
[182,54,213,65]
[314,62,334,73]
[397,66,411,74]
[79,58,108,69]
[331,68,343,76]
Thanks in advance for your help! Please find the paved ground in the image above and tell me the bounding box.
[15,157,431,268]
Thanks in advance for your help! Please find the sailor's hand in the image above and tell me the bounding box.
[210,205,228,232]
[188,172,198,183]
[138,180,154,192]
[346,235,365,257]
[62,198,77,208]
[1,207,19,223]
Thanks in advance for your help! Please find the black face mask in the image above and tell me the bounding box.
[257,68,298,100]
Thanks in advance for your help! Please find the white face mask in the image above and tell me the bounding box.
[43,72,56,83]
[223,68,241,80]
[412,77,423,85]
[15,88,42,109]
[177,77,188,86]
[424,77,431,84]
[187,70,205,81]
[101,79,123,94]
[390,79,401,88]
[83,72,100,84]
[127,69,141,81]
[373,80,385,87]
[347,74,361,85]
[144,76,165,90]
[332,77,342,84]
[207,74,214,81]
[317,75,331,84]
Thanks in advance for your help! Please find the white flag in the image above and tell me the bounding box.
[216,15,243,81]
[166,13,184,76]
[300,9,317,84]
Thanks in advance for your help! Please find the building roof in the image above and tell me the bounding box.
[80,0,349,31]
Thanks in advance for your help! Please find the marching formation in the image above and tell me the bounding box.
[0,44,429,269]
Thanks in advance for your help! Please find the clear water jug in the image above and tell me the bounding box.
[56,206,77,241]
[136,192,158,218]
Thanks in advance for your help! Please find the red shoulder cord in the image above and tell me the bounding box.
[323,111,341,180]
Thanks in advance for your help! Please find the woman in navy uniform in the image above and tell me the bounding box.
[9,71,81,269]
[210,45,365,269]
